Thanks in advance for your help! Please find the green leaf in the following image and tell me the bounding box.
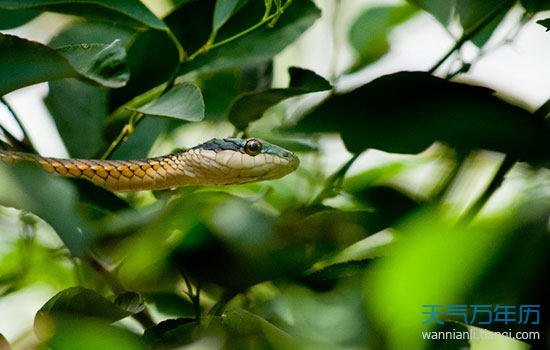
[0,34,129,95]
[145,292,195,317]
[222,308,303,350]
[0,0,167,30]
[521,0,550,13]
[227,67,330,131]
[363,209,508,349]
[213,0,239,31]
[407,0,514,47]
[0,7,38,29]
[537,18,550,32]
[43,317,147,350]
[57,40,129,88]
[294,71,550,162]
[348,4,417,72]
[142,318,198,348]
[126,83,205,121]
[114,291,145,314]
[44,21,136,157]
[0,162,92,256]
[34,286,132,340]
[45,81,107,158]
[182,0,321,74]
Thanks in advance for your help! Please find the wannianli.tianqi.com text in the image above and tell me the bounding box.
[422,329,540,341]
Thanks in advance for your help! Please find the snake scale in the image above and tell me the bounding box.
[0,138,299,192]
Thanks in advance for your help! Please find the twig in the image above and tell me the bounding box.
[428,4,510,74]
[311,153,360,205]
[100,0,295,158]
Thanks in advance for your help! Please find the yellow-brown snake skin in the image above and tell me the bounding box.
[0,138,299,192]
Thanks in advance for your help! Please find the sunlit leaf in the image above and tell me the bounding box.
[42,316,147,350]
[363,209,507,349]
[127,83,205,121]
[227,67,330,131]
[0,0,167,30]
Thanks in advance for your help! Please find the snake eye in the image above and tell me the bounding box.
[245,139,262,156]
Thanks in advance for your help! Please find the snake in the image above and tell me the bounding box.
[0,138,299,192]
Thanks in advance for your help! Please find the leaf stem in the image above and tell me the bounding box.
[312,153,360,204]
[101,0,295,158]
[182,273,201,320]
[456,155,517,226]
[100,112,143,160]
[162,29,187,94]
[0,97,36,152]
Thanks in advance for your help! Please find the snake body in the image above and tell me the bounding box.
[0,138,299,192]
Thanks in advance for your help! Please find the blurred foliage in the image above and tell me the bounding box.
[1,0,550,349]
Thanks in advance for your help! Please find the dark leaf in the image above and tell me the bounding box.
[57,40,129,88]
[520,0,550,13]
[145,292,195,317]
[0,7,38,29]
[114,291,145,314]
[0,34,129,95]
[537,18,550,31]
[0,0,167,30]
[227,67,330,131]
[142,318,197,348]
[0,162,92,256]
[44,80,107,158]
[294,71,550,162]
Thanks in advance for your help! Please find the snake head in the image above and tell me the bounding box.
[192,138,300,184]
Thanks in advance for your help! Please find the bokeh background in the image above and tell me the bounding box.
[1,0,550,349]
